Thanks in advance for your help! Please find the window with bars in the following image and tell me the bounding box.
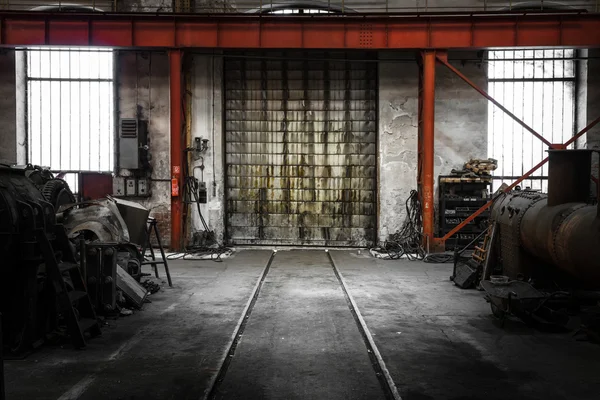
[26,47,114,191]
[487,49,576,192]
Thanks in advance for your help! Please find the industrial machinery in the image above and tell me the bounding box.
[481,149,600,327]
[0,163,151,355]
[0,164,102,354]
[490,149,599,285]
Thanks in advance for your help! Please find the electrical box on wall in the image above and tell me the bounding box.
[113,177,125,196]
[112,176,152,198]
[138,179,149,196]
[118,118,151,171]
[125,179,137,196]
[115,117,152,198]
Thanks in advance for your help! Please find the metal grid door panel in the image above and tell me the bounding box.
[225,53,377,246]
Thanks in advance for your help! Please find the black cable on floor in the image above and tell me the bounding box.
[371,189,426,260]
[168,151,232,262]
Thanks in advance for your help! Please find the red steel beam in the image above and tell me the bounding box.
[419,50,436,246]
[1,11,600,49]
[170,50,184,251]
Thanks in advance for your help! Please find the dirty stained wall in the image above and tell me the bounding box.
[117,51,172,244]
[187,51,487,246]
[378,51,487,242]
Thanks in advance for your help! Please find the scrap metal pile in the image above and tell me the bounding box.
[0,164,159,356]
[451,150,600,340]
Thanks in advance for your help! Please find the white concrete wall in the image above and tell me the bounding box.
[189,55,226,244]
[117,51,172,243]
[377,51,488,242]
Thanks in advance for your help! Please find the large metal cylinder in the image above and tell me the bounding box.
[520,200,600,283]
[492,150,600,286]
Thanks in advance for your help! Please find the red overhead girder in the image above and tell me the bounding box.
[1,11,600,49]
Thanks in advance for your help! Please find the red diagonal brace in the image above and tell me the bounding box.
[435,54,556,149]
[564,115,600,147]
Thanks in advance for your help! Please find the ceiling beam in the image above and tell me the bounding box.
[1,11,599,49]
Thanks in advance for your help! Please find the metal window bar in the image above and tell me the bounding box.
[488,49,576,193]
[26,48,114,187]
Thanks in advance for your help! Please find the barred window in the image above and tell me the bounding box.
[26,47,114,190]
[488,49,576,192]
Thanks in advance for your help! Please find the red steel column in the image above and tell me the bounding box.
[170,50,183,251]
[420,51,436,249]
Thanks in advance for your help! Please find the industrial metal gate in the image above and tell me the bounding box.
[224,52,377,246]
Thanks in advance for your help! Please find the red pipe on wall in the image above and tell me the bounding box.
[170,50,183,251]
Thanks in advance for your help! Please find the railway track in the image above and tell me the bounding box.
[204,250,401,400]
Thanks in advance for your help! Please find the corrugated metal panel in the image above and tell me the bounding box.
[224,53,377,246]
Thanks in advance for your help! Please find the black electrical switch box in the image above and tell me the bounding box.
[198,181,208,204]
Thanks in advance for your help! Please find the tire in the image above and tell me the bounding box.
[42,179,76,210]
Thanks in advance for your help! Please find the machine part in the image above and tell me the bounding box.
[42,178,76,211]
[116,268,148,309]
[60,198,130,243]
[547,149,592,206]
[23,164,54,187]
[0,165,57,354]
[481,280,571,327]
[116,243,143,281]
[452,259,480,289]
[490,150,600,287]
[113,198,150,246]
[85,243,118,314]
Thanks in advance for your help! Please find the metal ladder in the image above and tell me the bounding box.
[36,226,101,349]
[141,218,172,287]
[476,221,499,283]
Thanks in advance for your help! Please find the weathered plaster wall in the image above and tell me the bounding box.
[117,51,172,244]
[378,51,487,242]
[189,54,226,244]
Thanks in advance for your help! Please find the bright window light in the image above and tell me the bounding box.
[487,49,576,192]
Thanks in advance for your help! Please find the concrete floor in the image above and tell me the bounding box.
[4,250,600,400]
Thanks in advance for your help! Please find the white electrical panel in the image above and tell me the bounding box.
[113,177,125,196]
[126,179,137,196]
